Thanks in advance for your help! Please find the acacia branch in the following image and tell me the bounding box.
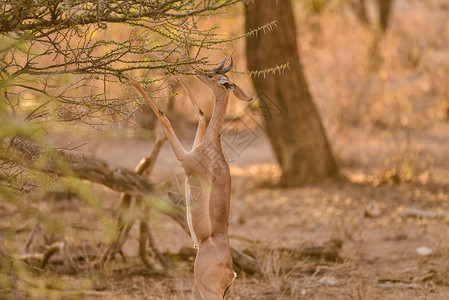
[0,0,240,33]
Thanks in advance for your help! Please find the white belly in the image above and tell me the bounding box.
[185,179,199,249]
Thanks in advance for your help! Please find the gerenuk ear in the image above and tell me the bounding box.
[232,83,252,101]
[218,77,235,91]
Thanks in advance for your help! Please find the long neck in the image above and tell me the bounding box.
[205,89,229,140]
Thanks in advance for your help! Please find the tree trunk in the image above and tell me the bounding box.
[377,0,394,33]
[245,0,338,186]
[351,0,369,27]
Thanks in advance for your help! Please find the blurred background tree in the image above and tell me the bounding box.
[245,0,338,186]
[351,0,395,33]
[349,0,396,69]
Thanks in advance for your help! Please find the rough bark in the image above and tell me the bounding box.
[245,0,338,186]
[5,138,155,197]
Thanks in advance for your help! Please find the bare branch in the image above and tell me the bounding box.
[6,138,260,274]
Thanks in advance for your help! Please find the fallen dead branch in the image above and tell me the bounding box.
[8,138,155,198]
[400,207,449,219]
[278,239,343,262]
[15,241,65,268]
[9,138,260,274]
[375,278,423,290]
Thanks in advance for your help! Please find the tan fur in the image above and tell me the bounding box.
[125,60,250,299]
